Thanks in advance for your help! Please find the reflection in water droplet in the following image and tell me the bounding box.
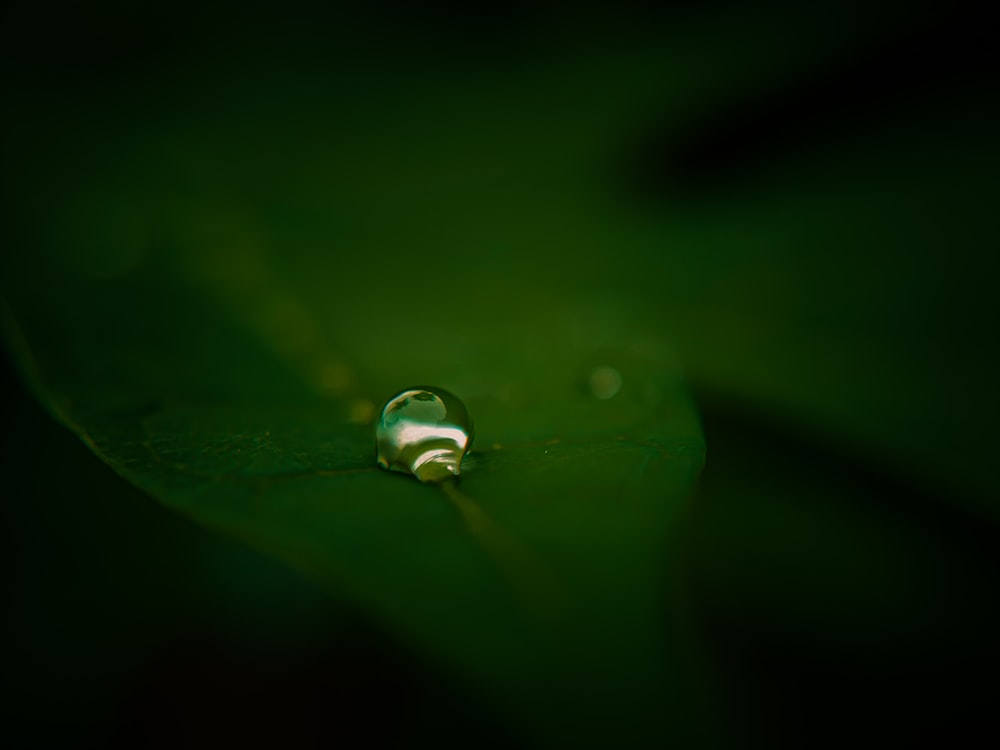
[375,387,473,483]
[588,366,623,400]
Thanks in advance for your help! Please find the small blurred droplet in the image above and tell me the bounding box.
[349,398,375,425]
[316,359,353,393]
[375,387,473,483]
[588,366,622,400]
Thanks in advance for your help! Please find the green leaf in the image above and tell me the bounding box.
[1,41,712,737]
[4,6,994,742]
[3,254,705,744]
[631,109,1000,504]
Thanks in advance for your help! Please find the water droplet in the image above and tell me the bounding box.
[314,359,353,393]
[588,366,622,400]
[375,387,473,483]
[349,398,375,425]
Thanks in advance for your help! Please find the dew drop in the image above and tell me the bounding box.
[588,365,623,400]
[375,387,473,483]
[349,398,375,425]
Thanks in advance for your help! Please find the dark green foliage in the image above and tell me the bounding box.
[2,2,997,746]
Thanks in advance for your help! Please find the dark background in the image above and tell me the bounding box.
[2,1,998,747]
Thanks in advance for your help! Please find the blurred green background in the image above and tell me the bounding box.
[2,0,998,747]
